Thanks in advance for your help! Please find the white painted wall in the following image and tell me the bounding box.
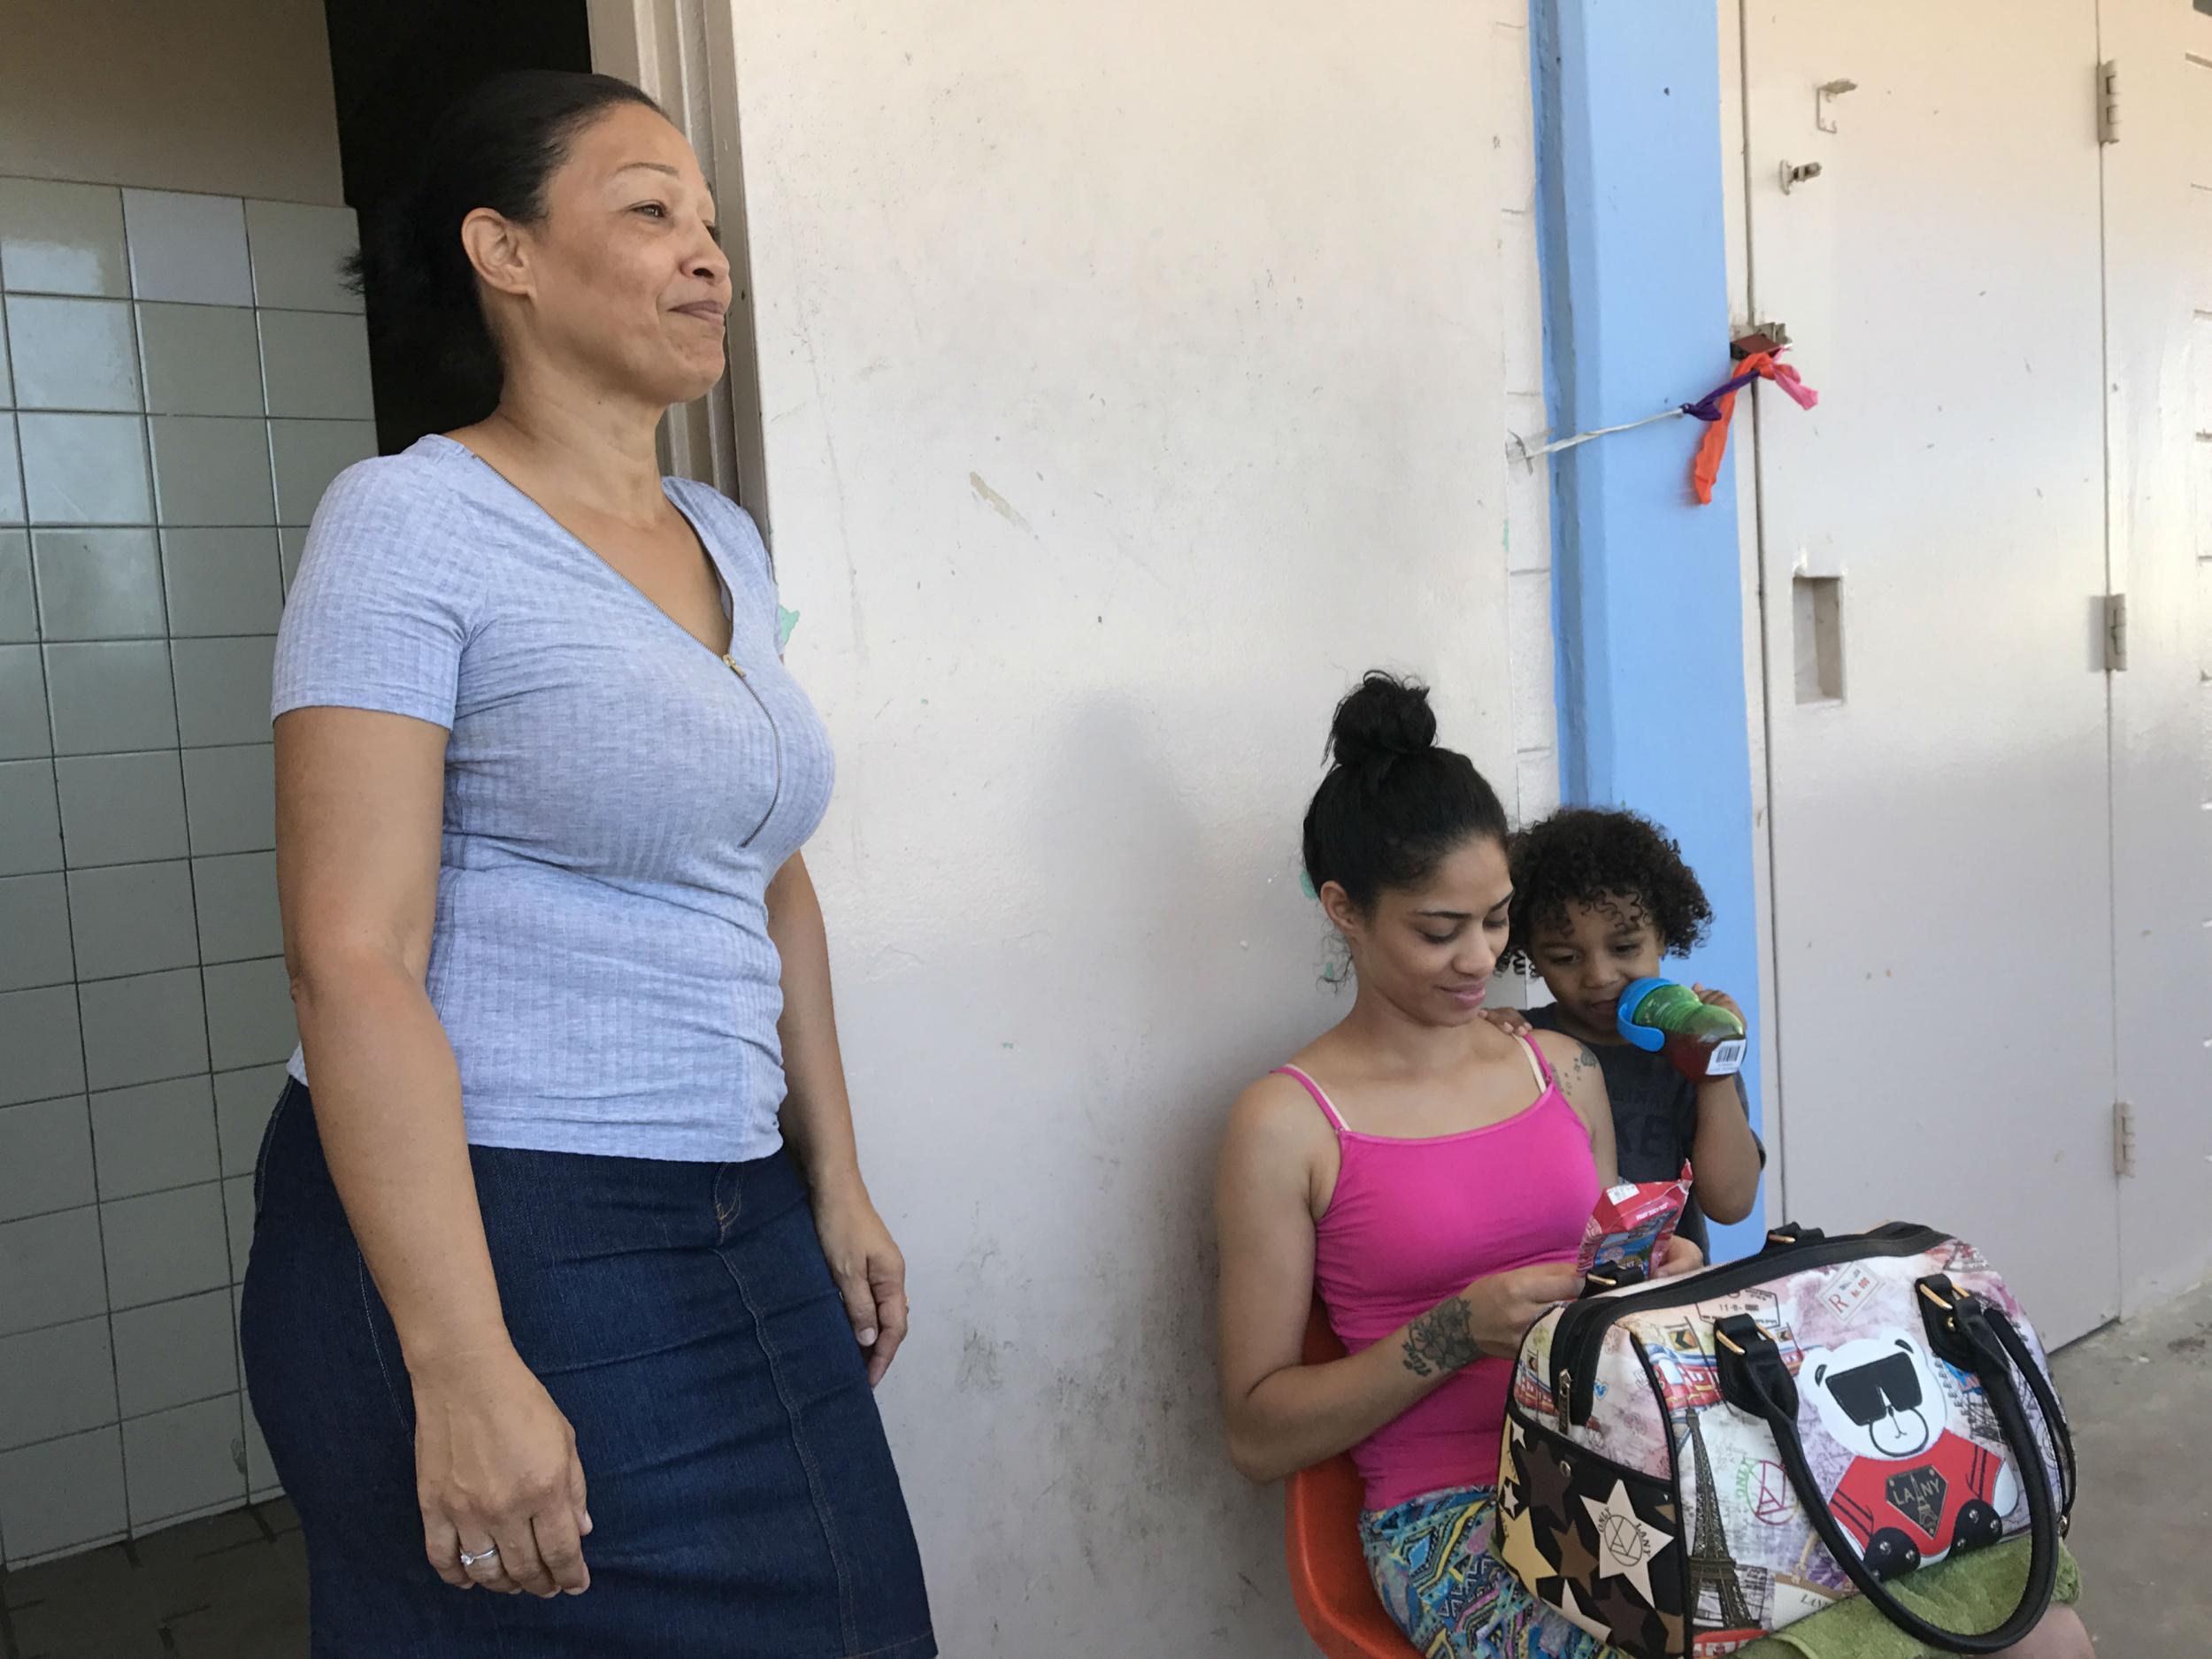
[718,2,1548,1648]
[0,0,342,205]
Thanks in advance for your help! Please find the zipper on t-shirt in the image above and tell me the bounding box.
[723,656,786,848]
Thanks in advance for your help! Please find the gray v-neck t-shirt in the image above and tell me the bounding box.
[272,434,833,1162]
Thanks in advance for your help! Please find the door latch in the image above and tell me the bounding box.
[1816,78,1859,134]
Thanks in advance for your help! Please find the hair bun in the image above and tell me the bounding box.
[1327,672,1439,771]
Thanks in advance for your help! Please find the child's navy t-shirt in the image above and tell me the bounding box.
[1525,1004,1762,1256]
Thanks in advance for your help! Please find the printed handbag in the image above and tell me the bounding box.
[1495,1222,2076,1657]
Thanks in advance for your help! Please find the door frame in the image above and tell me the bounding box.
[585,0,769,529]
[2088,1,2212,1317]
[1717,0,1786,1227]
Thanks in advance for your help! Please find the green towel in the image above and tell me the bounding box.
[1736,1540,2079,1659]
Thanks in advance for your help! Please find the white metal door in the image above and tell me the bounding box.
[1741,2,2122,1342]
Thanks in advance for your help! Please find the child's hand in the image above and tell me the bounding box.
[1690,984,1746,1025]
[1475,1006,1534,1038]
[1657,1234,1705,1278]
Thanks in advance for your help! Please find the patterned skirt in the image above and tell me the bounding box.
[1361,1485,1622,1659]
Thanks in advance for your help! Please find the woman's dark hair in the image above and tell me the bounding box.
[1502,806,1713,972]
[348,71,664,421]
[1302,672,1509,914]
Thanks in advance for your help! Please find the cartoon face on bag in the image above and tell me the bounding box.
[1804,1335,1938,1458]
[1801,1333,2020,1568]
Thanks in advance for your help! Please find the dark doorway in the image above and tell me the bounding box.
[322,0,594,452]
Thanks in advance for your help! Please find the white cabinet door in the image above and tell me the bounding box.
[1743,0,2121,1342]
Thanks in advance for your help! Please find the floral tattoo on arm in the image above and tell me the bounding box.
[1402,1296,1482,1378]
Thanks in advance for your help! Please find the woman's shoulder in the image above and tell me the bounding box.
[664,477,772,583]
[282,440,495,631]
[1525,1030,1611,1145]
[308,438,480,546]
[1526,1025,1589,1068]
[343,434,478,492]
[1225,1059,1340,1148]
[1232,1062,1325,1122]
[1527,1027,1606,1098]
[1218,1067,1338,1198]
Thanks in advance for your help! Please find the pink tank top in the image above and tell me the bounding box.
[1277,1039,1601,1512]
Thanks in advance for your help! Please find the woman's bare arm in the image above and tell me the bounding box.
[278,707,502,1369]
[1538,1031,1619,1188]
[764,853,863,1194]
[765,852,910,1386]
[1540,1033,1706,1275]
[276,706,587,1597]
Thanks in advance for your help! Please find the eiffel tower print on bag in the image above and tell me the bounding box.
[1494,1224,2075,1657]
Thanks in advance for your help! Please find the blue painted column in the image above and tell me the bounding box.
[1532,0,1768,1259]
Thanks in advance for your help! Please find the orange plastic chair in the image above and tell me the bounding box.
[1284,1304,1422,1659]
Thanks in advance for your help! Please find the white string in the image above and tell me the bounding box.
[1507,404,1691,466]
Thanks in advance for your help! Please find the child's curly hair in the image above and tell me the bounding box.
[1502,807,1713,974]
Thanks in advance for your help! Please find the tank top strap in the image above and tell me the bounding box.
[1271,1064,1350,1133]
[1517,1033,1555,1095]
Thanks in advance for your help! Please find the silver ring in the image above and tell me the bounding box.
[459,1546,500,1569]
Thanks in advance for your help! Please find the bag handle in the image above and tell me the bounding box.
[1909,1277,2073,1527]
[1714,1286,2061,1654]
[1974,1294,2076,1516]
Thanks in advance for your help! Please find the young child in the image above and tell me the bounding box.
[1490,805,2093,1658]
[1502,806,1763,1258]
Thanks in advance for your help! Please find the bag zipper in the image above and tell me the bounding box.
[1549,1221,1949,1425]
[722,656,785,849]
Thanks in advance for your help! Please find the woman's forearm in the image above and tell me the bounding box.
[764,854,864,1196]
[1226,1297,1471,1484]
[1224,1257,1579,1485]
[290,949,509,1373]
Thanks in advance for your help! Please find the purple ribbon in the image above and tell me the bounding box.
[1680,366,1763,423]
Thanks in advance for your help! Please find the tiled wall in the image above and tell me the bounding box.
[0,175,373,1565]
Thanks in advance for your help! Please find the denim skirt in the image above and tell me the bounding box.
[241,1080,935,1658]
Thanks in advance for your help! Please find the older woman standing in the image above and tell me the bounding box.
[241,71,934,1657]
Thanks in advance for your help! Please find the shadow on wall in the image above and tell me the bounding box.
[861,688,1315,1647]
[1024,692,1294,1623]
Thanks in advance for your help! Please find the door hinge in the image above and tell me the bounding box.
[2113,1100,2137,1178]
[2103,593,2129,671]
[2098,59,2121,144]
